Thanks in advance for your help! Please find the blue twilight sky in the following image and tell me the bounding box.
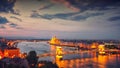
[0,0,120,40]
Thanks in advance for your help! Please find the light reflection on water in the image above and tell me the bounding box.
[18,42,120,68]
[56,54,120,68]
[50,45,120,68]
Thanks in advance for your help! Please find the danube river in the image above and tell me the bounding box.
[18,42,120,68]
[55,53,120,68]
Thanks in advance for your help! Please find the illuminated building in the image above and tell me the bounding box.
[0,40,21,58]
[98,43,119,55]
[56,46,63,56]
[91,42,99,49]
[0,50,3,59]
[49,36,61,45]
[4,48,20,58]
[98,45,105,54]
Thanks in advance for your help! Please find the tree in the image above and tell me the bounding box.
[26,51,38,68]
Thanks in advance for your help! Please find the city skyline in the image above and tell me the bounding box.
[0,0,120,40]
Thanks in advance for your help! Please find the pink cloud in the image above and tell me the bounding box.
[51,0,80,12]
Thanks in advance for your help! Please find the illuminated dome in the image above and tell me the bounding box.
[49,36,61,45]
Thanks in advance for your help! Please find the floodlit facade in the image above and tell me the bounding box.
[49,36,61,45]
[4,48,20,58]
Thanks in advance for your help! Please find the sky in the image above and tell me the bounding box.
[0,0,120,40]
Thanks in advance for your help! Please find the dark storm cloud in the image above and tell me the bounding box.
[0,0,16,13]
[0,16,8,24]
[108,16,120,21]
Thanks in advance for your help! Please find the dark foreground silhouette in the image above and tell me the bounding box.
[0,50,58,68]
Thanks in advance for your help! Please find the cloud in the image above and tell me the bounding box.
[0,16,9,24]
[8,23,22,29]
[0,0,16,13]
[51,0,80,12]
[30,12,53,19]
[13,11,21,16]
[10,16,22,22]
[108,16,120,21]
[107,16,120,28]
[69,13,104,21]
[15,27,23,29]
[0,26,6,29]
[0,16,22,29]
[30,12,44,18]
[38,4,54,10]
[50,0,120,12]
[29,0,118,21]
[30,12,79,20]
[9,23,18,27]
[30,11,104,21]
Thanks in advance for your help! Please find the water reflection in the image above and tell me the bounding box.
[50,45,120,68]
